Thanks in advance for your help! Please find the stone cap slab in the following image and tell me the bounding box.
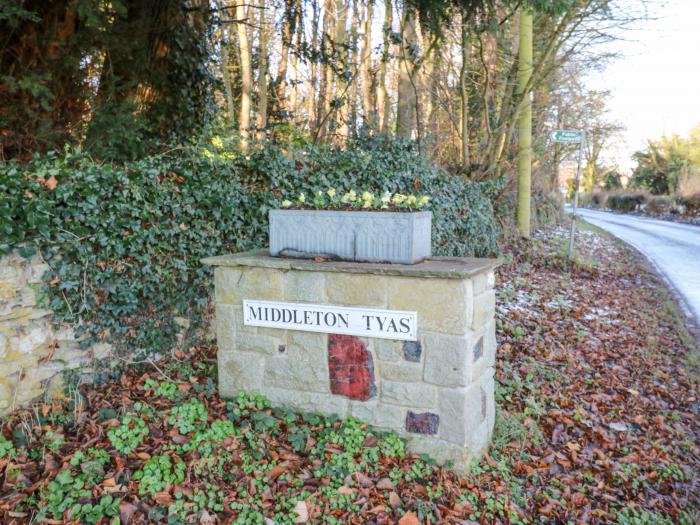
[202,249,500,280]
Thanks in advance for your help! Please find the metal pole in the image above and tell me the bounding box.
[568,132,584,260]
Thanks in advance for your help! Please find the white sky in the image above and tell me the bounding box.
[586,0,700,172]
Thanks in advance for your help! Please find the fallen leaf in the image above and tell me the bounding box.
[376,477,394,490]
[399,511,420,525]
[293,500,309,523]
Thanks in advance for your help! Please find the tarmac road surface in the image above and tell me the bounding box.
[574,208,700,333]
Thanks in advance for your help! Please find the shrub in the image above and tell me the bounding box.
[607,192,648,212]
[587,190,607,209]
[644,195,673,215]
[679,192,700,215]
[0,136,500,358]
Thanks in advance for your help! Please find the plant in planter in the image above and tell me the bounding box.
[270,188,432,264]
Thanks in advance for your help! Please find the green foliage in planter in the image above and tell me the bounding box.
[234,134,502,258]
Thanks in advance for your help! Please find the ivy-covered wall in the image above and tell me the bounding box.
[0,137,501,370]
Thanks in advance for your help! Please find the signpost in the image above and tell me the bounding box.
[551,129,585,259]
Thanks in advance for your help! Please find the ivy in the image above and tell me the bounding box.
[0,136,500,359]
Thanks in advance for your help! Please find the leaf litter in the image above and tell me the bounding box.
[0,225,698,524]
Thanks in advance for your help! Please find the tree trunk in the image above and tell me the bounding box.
[361,0,376,129]
[289,0,303,117]
[317,0,335,140]
[236,0,252,151]
[218,25,236,124]
[334,0,349,141]
[377,0,392,133]
[396,7,417,139]
[276,0,294,113]
[517,9,533,237]
[256,0,269,139]
[460,15,470,166]
[307,0,320,130]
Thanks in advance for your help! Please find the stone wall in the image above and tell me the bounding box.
[0,253,111,415]
[206,251,498,473]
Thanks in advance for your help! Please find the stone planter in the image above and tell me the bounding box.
[269,209,431,264]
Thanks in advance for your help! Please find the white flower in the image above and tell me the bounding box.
[361,191,374,202]
[407,195,417,205]
[381,192,392,203]
[327,187,337,198]
[362,200,372,209]
[298,193,306,203]
[282,200,292,208]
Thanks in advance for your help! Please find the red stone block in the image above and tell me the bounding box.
[328,334,377,401]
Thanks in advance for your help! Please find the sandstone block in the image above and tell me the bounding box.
[0,355,38,377]
[219,351,265,398]
[237,332,285,356]
[348,400,405,430]
[378,361,423,382]
[437,385,483,445]
[472,321,496,380]
[388,277,472,335]
[422,332,474,387]
[375,339,403,362]
[326,274,387,307]
[264,387,349,418]
[287,330,327,356]
[264,354,329,393]
[472,270,495,296]
[16,323,50,353]
[403,435,474,475]
[381,380,436,408]
[215,267,284,305]
[285,271,326,302]
[472,290,496,330]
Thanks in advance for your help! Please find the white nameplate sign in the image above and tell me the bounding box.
[243,300,417,341]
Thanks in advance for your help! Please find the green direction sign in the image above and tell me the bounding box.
[550,130,583,143]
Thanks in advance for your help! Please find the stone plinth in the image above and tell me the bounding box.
[204,250,498,472]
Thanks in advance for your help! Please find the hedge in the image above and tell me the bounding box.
[0,136,501,356]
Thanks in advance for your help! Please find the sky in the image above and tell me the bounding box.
[586,0,700,172]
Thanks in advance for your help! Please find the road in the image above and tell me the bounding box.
[574,208,700,330]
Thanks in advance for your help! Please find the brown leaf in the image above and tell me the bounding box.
[119,501,137,524]
[399,511,420,525]
[269,465,288,480]
[389,491,402,509]
[355,471,374,488]
[293,500,309,523]
[376,478,394,490]
[45,176,58,190]
[154,491,173,506]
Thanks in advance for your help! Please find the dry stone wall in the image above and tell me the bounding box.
[206,251,498,473]
[0,253,112,414]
